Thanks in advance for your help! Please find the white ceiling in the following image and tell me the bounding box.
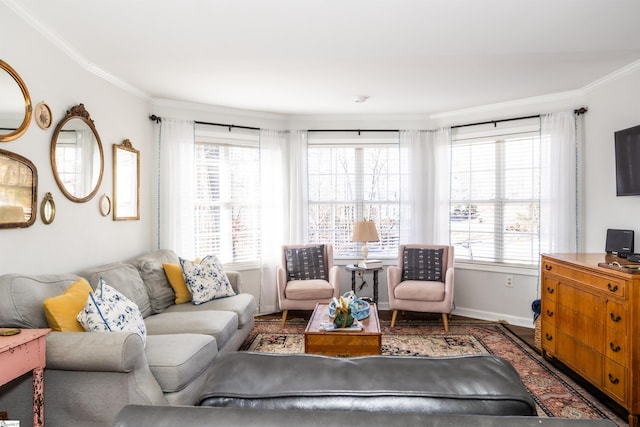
[6,0,640,116]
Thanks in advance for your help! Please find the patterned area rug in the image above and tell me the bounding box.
[241,317,627,425]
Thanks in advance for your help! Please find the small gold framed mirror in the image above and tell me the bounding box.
[40,192,55,224]
[0,149,37,228]
[113,139,140,220]
[0,60,32,142]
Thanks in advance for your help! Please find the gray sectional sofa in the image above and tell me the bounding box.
[0,249,257,427]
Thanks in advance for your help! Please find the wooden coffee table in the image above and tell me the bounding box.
[304,303,381,357]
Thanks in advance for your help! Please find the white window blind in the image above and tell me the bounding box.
[194,125,260,264]
[450,119,541,267]
[307,132,400,259]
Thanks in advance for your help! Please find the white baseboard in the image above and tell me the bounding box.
[452,307,534,329]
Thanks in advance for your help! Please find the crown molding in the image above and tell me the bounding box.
[3,0,149,99]
[151,98,288,121]
[430,89,584,124]
[581,59,640,92]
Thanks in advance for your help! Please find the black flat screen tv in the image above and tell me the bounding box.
[615,124,640,196]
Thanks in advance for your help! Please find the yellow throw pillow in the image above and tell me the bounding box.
[163,263,192,304]
[43,278,93,332]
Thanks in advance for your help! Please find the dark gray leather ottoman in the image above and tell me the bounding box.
[198,352,537,416]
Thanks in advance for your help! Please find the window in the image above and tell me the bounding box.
[307,132,400,259]
[450,120,541,267]
[194,126,261,264]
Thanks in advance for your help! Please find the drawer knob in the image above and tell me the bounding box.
[607,283,619,292]
[608,373,620,385]
[546,287,555,294]
[545,333,553,341]
[546,309,554,317]
[610,313,622,323]
[545,264,552,271]
[609,342,621,352]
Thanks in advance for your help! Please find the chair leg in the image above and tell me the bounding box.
[391,310,398,328]
[442,312,449,332]
[281,310,288,327]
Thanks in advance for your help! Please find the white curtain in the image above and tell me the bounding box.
[540,111,577,254]
[159,118,195,258]
[285,130,308,243]
[259,129,288,313]
[399,128,451,244]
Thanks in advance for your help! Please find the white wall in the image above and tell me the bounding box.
[0,6,154,274]
[583,67,640,251]
[4,2,639,327]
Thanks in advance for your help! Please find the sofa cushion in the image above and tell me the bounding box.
[145,311,237,349]
[402,248,443,281]
[180,256,236,305]
[43,278,93,332]
[128,249,180,313]
[394,280,445,302]
[79,262,153,318]
[163,293,256,328]
[77,278,147,345]
[0,274,80,328]
[145,334,217,393]
[284,280,334,300]
[163,263,192,304]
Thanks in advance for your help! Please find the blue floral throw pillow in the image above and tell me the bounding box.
[179,255,236,305]
[77,277,147,345]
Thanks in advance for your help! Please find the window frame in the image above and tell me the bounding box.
[449,119,542,269]
[193,125,261,269]
[307,131,401,260]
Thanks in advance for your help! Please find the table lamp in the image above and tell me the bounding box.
[352,220,379,261]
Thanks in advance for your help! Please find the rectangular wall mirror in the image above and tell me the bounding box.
[113,139,140,220]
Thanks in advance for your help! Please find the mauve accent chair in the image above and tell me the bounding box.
[387,244,454,331]
[277,244,340,326]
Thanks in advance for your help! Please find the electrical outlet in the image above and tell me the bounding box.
[506,275,514,287]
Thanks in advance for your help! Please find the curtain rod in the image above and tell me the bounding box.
[148,115,260,131]
[451,107,587,130]
[150,107,587,133]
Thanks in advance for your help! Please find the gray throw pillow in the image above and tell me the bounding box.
[286,245,327,281]
[402,248,443,281]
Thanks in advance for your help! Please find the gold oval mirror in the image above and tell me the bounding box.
[50,104,104,202]
[0,148,37,228]
[0,59,32,142]
[40,192,56,224]
[113,139,140,220]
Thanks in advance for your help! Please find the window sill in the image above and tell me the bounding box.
[454,260,539,276]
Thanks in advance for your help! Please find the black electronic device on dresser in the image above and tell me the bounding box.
[605,228,634,258]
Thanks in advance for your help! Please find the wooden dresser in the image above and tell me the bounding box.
[540,253,639,426]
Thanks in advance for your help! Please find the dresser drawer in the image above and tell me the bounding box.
[606,300,628,334]
[603,359,627,403]
[556,331,603,386]
[605,326,628,366]
[541,298,557,326]
[542,260,626,297]
[542,275,558,302]
[541,321,556,354]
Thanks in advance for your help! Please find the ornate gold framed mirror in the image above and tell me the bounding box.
[40,192,55,224]
[0,148,37,228]
[113,139,140,220]
[50,104,104,203]
[0,59,32,142]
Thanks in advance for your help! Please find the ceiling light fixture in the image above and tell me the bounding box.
[354,95,369,103]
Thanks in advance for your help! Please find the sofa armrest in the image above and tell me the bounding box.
[46,331,147,372]
[226,271,244,294]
